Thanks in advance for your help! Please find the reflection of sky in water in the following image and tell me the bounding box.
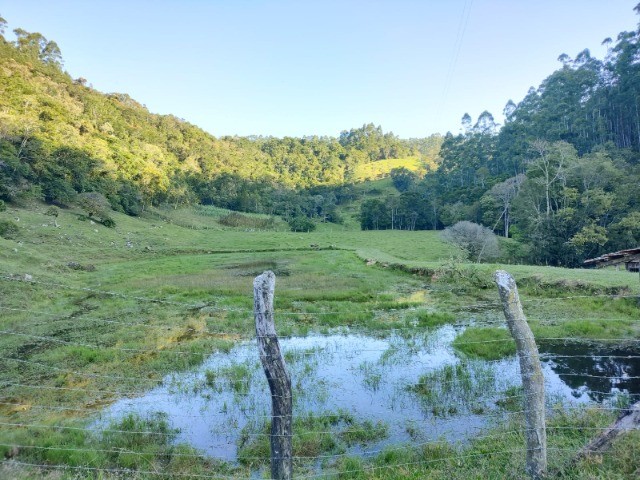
[98,327,640,461]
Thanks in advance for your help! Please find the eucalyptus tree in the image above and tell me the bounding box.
[526,140,577,217]
[13,28,62,66]
[485,174,525,237]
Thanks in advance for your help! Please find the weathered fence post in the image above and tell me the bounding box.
[254,271,292,480]
[494,270,547,479]
[574,400,640,461]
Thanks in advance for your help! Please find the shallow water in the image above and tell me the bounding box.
[99,327,639,462]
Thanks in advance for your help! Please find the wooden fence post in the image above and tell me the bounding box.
[254,271,292,480]
[494,270,547,479]
[574,400,640,461]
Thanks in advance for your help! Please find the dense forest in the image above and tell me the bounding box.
[0,15,438,227]
[361,6,640,266]
[2,7,640,265]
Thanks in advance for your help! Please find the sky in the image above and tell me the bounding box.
[1,0,639,138]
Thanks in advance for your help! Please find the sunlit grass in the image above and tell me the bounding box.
[352,156,425,182]
[1,201,639,478]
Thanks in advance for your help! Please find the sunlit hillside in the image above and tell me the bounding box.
[352,156,430,182]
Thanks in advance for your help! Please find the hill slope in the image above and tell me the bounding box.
[0,29,441,217]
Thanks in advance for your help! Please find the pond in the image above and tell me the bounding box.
[99,326,640,464]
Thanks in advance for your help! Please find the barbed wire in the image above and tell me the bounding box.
[0,356,152,382]
[295,446,600,479]
[0,459,238,479]
[0,419,632,464]
[0,445,614,480]
[2,304,639,341]
[2,326,640,363]
[2,266,639,478]
[1,397,634,425]
[2,274,638,314]
[0,274,208,308]
[0,330,208,357]
[3,350,640,395]
[0,420,634,456]
[0,443,625,480]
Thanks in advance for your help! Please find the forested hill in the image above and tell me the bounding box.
[361,7,640,266]
[0,19,440,214]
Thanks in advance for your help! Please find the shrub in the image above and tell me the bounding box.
[442,221,500,262]
[0,219,19,239]
[77,192,116,227]
[288,216,316,232]
[218,212,276,229]
[45,206,59,217]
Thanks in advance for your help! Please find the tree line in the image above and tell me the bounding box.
[361,5,640,266]
[3,8,640,264]
[0,16,436,222]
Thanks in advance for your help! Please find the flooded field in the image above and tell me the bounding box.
[99,326,640,464]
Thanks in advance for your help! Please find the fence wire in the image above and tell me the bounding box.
[1,272,639,479]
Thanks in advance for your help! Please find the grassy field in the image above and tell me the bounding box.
[334,177,398,229]
[1,201,639,478]
[352,157,427,182]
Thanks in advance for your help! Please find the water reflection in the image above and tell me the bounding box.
[540,341,640,402]
[98,328,640,462]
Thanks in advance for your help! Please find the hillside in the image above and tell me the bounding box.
[2,10,640,480]
[357,11,640,267]
[352,156,424,182]
[0,27,443,220]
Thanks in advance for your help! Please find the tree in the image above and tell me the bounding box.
[503,100,516,120]
[526,140,577,217]
[13,28,63,66]
[390,167,417,192]
[0,15,7,37]
[486,174,525,237]
[360,199,389,230]
[461,113,472,133]
[287,216,315,232]
[76,192,116,227]
[442,221,500,263]
[568,223,608,258]
[338,123,412,161]
[473,110,498,134]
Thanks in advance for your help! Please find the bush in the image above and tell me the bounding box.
[441,221,500,262]
[287,216,316,232]
[77,192,116,227]
[218,212,276,229]
[45,206,59,217]
[0,219,19,239]
[0,200,5,212]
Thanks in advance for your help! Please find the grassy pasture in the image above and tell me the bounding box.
[334,177,397,228]
[352,156,426,182]
[1,201,639,478]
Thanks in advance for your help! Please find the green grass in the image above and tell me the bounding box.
[237,410,388,469]
[409,361,496,416]
[0,412,235,478]
[352,156,425,182]
[452,327,517,360]
[1,200,639,478]
[330,406,639,479]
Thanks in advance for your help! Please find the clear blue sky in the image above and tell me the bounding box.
[1,0,638,138]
